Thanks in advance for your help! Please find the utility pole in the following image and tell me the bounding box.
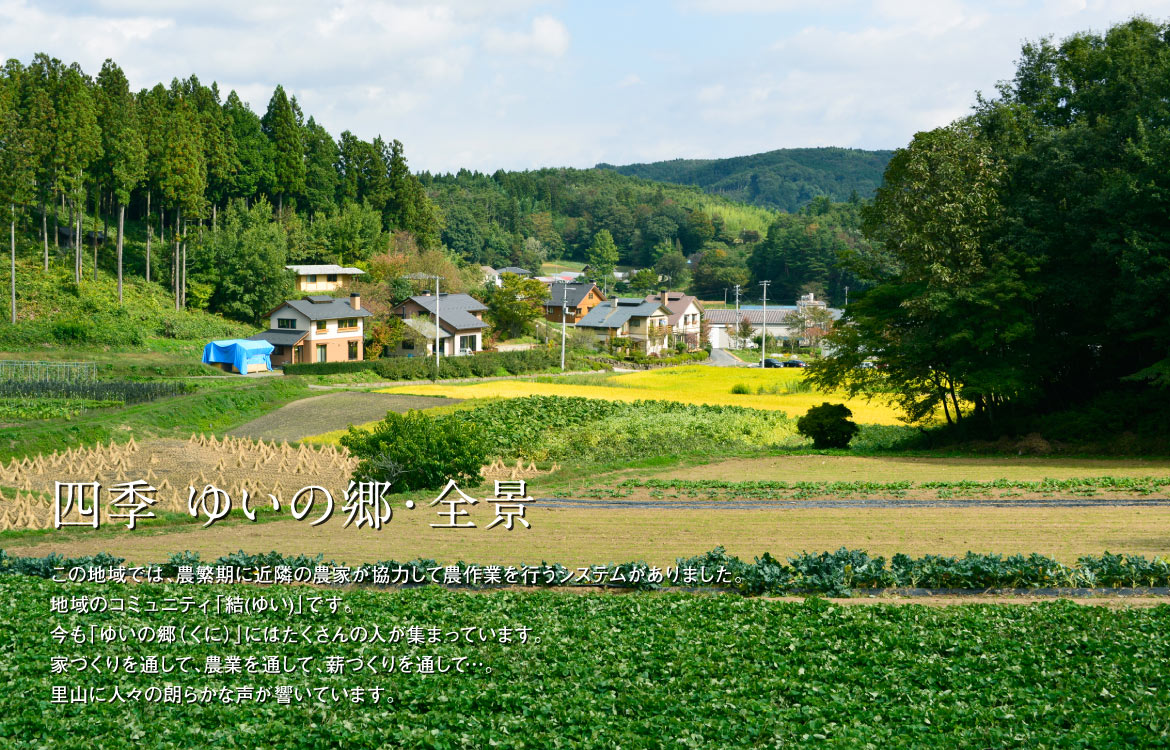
[733,284,740,349]
[759,280,770,367]
[435,275,441,372]
[560,283,569,370]
[844,285,849,307]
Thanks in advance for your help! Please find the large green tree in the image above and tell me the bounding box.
[813,17,1170,433]
[485,272,549,339]
[95,60,146,302]
[192,198,293,323]
[261,84,304,213]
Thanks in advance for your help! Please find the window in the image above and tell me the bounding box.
[316,344,327,363]
[402,339,414,350]
[277,318,296,330]
[327,273,338,282]
[316,320,328,332]
[273,345,285,355]
[339,318,358,329]
[459,335,476,353]
[348,341,358,360]
[307,274,317,283]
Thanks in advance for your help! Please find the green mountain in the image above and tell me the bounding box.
[597,147,893,212]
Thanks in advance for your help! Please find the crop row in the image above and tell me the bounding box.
[5,547,1170,595]
[4,574,1168,747]
[0,379,193,404]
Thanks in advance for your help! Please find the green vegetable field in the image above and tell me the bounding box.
[2,577,1167,748]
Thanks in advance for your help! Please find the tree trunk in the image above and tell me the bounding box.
[116,203,125,304]
[145,191,152,283]
[92,190,99,282]
[10,206,15,324]
[55,192,61,249]
[174,209,180,310]
[41,202,47,271]
[278,193,283,215]
[212,203,217,232]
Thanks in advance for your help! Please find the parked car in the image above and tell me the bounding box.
[763,358,784,368]
[782,359,807,368]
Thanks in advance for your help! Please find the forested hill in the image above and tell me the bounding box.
[597,147,893,212]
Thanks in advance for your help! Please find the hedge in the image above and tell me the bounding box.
[284,349,604,379]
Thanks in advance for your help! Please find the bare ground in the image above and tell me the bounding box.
[227,392,458,442]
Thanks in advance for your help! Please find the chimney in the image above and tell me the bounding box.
[661,289,668,306]
[350,292,361,311]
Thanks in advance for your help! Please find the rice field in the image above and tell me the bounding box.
[374,365,907,424]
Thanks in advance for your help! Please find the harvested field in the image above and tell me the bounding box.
[227,391,456,442]
[10,503,1170,567]
[647,455,1170,483]
[0,435,358,530]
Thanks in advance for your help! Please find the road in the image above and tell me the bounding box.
[705,347,748,367]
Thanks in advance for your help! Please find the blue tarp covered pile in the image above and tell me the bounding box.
[201,339,274,374]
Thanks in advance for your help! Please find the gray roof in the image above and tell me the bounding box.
[404,318,451,340]
[643,292,702,326]
[277,296,373,321]
[576,298,669,330]
[286,264,365,276]
[544,281,601,309]
[248,329,308,347]
[409,294,488,331]
[704,307,842,326]
[497,266,532,275]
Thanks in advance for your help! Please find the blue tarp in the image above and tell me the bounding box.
[202,339,274,374]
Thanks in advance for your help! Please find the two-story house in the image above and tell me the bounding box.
[286,264,365,293]
[543,281,606,324]
[575,297,673,355]
[644,291,704,347]
[392,293,489,357]
[249,293,371,366]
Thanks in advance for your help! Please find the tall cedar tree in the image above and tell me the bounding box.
[95,60,146,303]
[261,85,305,214]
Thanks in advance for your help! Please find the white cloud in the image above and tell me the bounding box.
[482,15,569,58]
[2,0,1168,173]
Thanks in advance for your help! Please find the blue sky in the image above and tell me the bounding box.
[3,0,1169,173]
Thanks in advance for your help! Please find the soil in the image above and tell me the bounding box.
[227,392,458,442]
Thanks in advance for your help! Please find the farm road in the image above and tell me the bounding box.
[228,392,457,442]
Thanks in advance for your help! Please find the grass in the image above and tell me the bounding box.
[0,377,312,461]
[375,365,907,424]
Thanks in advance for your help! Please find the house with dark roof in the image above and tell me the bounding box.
[249,293,372,366]
[704,297,842,349]
[575,297,673,355]
[286,264,365,293]
[644,291,704,346]
[542,281,607,324]
[391,293,489,357]
[496,266,532,277]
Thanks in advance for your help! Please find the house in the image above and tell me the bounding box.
[644,291,704,346]
[392,293,488,356]
[704,301,843,349]
[480,266,501,287]
[286,264,365,293]
[575,297,673,355]
[249,293,371,366]
[497,266,532,277]
[543,281,607,324]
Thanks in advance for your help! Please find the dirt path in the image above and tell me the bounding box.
[227,392,458,442]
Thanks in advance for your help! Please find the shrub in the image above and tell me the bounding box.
[796,402,860,449]
[340,410,487,492]
[730,383,752,394]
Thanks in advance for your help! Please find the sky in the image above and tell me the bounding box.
[2,0,1169,173]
